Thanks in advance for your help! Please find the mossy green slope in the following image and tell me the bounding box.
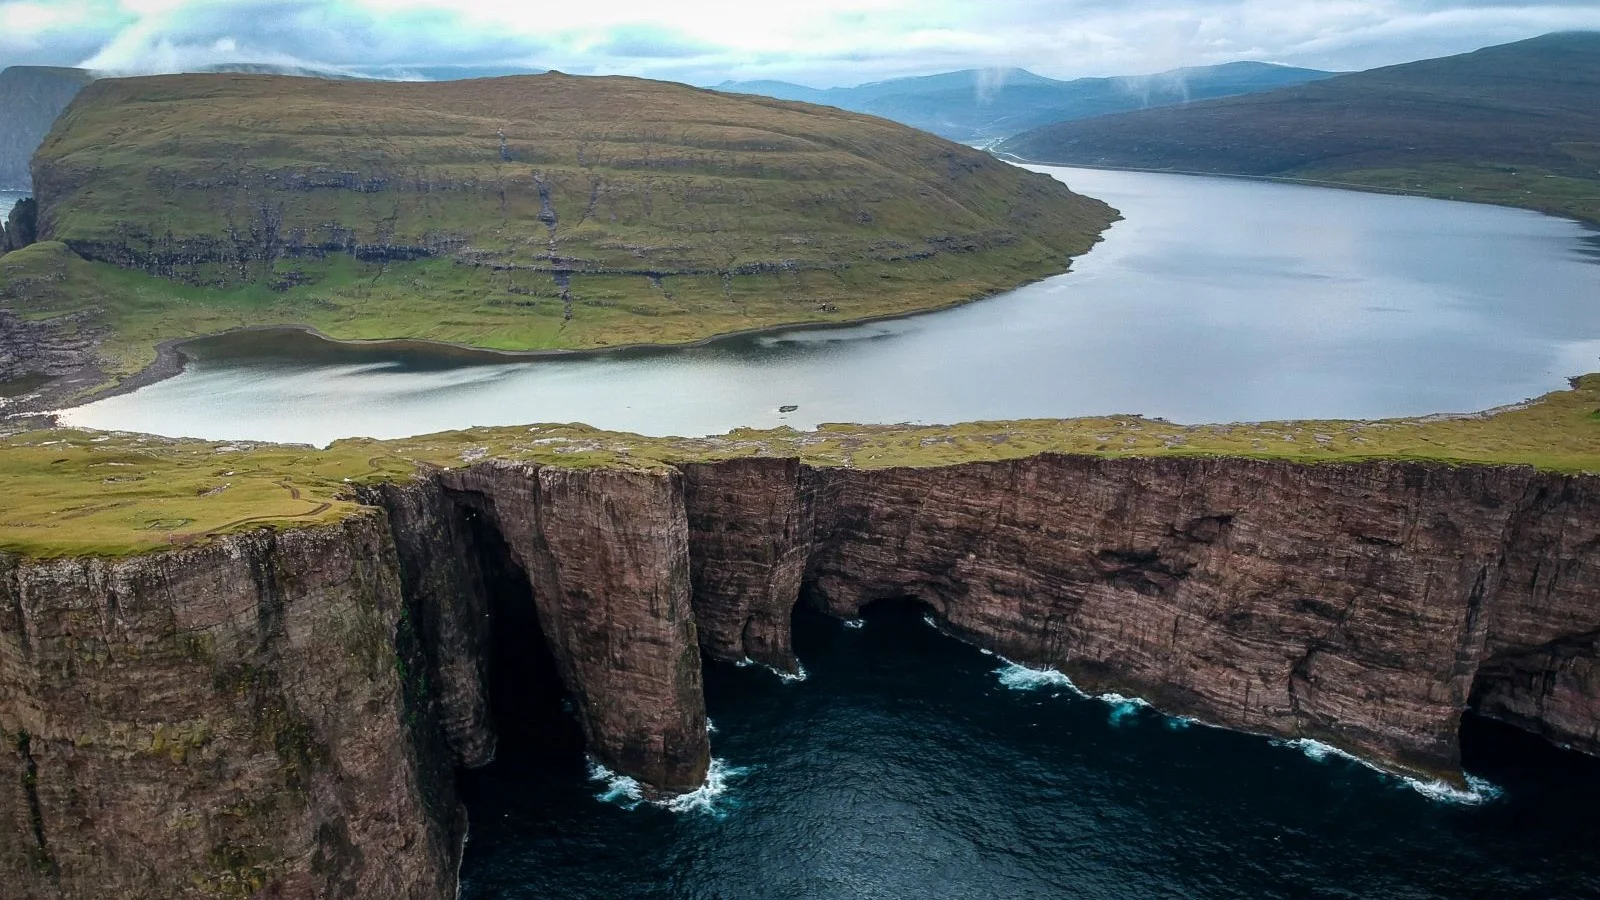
[18,71,1111,384]
[7,375,1600,558]
[998,32,1600,225]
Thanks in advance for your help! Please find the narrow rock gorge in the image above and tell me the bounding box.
[4,453,1598,898]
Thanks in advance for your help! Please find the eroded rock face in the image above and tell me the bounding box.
[802,457,1528,780]
[1473,477,1600,752]
[0,516,462,900]
[681,458,816,673]
[436,462,710,793]
[3,453,1599,899]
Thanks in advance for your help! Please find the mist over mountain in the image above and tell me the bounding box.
[0,67,95,190]
[996,32,1600,224]
[715,62,1337,143]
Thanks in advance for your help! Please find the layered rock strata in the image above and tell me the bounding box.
[3,452,1599,898]
[0,516,461,900]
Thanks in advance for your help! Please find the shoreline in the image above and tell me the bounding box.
[53,264,1081,413]
[999,154,1600,228]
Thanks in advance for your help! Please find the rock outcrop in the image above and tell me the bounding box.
[3,452,1599,898]
[0,516,462,900]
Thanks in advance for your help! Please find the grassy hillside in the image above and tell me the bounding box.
[6,373,1600,558]
[717,62,1335,143]
[0,66,93,190]
[998,33,1600,224]
[11,72,1112,393]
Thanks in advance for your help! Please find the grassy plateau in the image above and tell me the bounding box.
[5,374,1600,558]
[6,71,1113,398]
[997,32,1600,225]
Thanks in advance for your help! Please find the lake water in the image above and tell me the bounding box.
[458,601,1600,899]
[58,167,1600,445]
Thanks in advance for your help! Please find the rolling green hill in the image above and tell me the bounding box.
[717,62,1335,143]
[997,32,1600,224]
[7,72,1112,397]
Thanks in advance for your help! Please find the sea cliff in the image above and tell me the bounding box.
[3,436,1599,898]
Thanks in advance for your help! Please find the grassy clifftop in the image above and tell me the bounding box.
[15,72,1111,384]
[998,32,1600,224]
[7,374,1600,558]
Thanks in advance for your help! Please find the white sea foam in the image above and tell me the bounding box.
[706,718,718,734]
[1101,693,1151,726]
[992,659,1167,727]
[587,757,750,815]
[587,759,645,808]
[994,661,1083,693]
[842,618,866,630]
[1408,774,1505,805]
[1269,738,1504,805]
[736,657,809,683]
[661,759,751,816]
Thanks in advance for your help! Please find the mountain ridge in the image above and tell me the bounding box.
[997,32,1600,223]
[715,61,1338,142]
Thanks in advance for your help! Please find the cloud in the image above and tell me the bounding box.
[2,0,1598,85]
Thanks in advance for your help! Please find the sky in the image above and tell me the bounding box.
[2,0,1600,86]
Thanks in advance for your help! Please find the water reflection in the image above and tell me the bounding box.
[59,167,1600,446]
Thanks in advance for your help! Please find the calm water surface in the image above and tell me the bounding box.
[459,602,1600,899]
[59,167,1600,444]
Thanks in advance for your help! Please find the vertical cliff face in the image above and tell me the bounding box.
[3,451,1599,899]
[0,516,461,900]
[801,457,1531,779]
[674,455,1600,779]
[437,462,710,792]
[365,480,496,768]
[681,458,816,673]
[1473,478,1600,753]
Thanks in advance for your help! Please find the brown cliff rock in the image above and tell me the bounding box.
[0,516,461,900]
[439,461,710,792]
[3,451,1600,900]
[801,457,1534,781]
[1473,476,1600,752]
[681,458,816,673]
[365,480,497,768]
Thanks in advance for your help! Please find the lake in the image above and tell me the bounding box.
[59,166,1600,446]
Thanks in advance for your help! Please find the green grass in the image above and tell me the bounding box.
[998,32,1600,224]
[1,237,1078,396]
[1292,162,1600,225]
[7,374,1600,558]
[5,71,1114,395]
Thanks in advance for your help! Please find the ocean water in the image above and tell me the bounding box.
[457,601,1600,899]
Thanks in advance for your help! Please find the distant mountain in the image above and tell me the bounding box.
[997,32,1600,224]
[0,67,94,190]
[714,62,1337,142]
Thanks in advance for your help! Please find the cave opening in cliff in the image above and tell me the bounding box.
[460,508,583,762]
